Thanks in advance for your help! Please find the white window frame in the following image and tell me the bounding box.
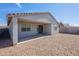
[21,24,31,32]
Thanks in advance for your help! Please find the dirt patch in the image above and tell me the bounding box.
[0,33,79,56]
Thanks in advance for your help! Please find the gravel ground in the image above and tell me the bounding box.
[0,33,79,56]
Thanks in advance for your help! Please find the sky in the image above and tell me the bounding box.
[0,3,79,26]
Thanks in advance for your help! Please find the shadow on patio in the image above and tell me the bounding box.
[18,34,50,43]
[0,28,13,49]
[0,38,13,49]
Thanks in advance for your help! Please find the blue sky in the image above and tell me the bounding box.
[0,3,79,26]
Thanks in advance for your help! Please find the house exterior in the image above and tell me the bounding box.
[7,12,59,45]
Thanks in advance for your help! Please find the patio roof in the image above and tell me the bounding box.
[7,12,58,25]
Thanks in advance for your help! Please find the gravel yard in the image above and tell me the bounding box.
[0,33,79,56]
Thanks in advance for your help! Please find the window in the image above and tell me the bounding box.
[26,27,31,31]
[26,24,31,31]
[21,24,26,32]
[21,27,26,32]
[21,24,31,32]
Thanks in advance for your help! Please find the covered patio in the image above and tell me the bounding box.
[18,17,52,43]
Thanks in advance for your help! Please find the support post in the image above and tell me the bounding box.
[51,24,54,35]
[12,17,18,45]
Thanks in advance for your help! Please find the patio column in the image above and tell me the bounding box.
[12,17,18,45]
[51,24,59,34]
[51,24,54,35]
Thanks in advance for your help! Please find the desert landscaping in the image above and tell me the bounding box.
[0,33,79,56]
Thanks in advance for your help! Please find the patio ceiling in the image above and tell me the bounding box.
[18,17,51,24]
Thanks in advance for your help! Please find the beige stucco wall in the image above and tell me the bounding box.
[43,24,51,35]
[51,24,59,34]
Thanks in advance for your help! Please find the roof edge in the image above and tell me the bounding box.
[48,12,59,25]
[7,12,50,17]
